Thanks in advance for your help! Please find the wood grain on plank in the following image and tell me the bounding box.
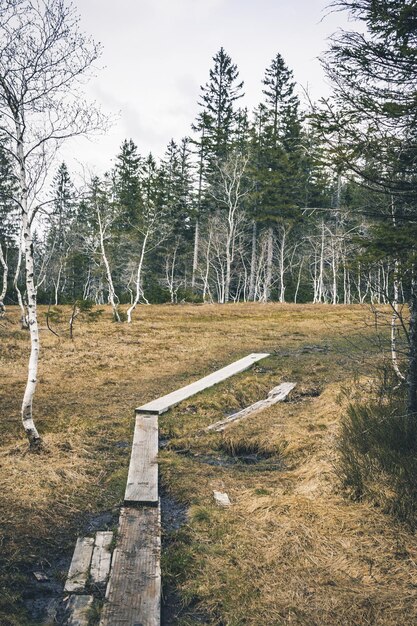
[124,414,158,505]
[205,382,296,432]
[91,531,113,585]
[66,595,94,626]
[64,537,94,593]
[137,353,270,415]
[100,506,161,626]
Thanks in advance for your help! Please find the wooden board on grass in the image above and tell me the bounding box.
[91,531,113,585]
[136,353,270,415]
[124,414,158,505]
[66,595,93,626]
[100,506,161,626]
[206,382,296,432]
[64,537,94,593]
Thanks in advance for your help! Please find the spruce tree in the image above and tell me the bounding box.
[251,54,304,300]
[47,162,76,303]
[198,47,244,165]
[113,139,142,228]
[257,53,304,221]
[319,0,417,415]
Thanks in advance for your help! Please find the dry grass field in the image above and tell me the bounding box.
[1,303,416,625]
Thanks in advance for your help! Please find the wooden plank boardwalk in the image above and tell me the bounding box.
[137,353,270,414]
[66,595,93,626]
[64,537,94,593]
[91,531,113,585]
[100,353,271,626]
[100,506,161,626]
[125,414,158,505]
[206,382,296,432]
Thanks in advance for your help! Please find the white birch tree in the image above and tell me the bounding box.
[0,0,103,448]
[209,153,249,303]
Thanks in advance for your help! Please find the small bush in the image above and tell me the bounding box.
[338,382,417,527]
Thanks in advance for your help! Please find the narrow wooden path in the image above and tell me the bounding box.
[125,414,159,505]
[100,507,161,626]
[137,353,269,415]
[99,353,270,626]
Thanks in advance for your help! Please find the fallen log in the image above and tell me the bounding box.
[205,382,296,432]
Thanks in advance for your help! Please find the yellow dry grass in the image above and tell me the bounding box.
[162,379,417,625]
[0,303,414,625]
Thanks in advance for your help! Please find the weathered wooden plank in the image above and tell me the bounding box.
[90,531,113,585]
[124,414,158,505]
[213,491,231,507]
[137,353,270,415]
[100,506,161,626]
[206,382,296,432]
[66,595,94,626]
[64,537,94,593]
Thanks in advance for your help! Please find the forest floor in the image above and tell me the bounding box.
[1,303,416,625]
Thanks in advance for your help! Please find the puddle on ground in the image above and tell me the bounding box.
[24,508,119,624]
[173,448,285,471]
[160,489,189,626]
[160,489,188,533]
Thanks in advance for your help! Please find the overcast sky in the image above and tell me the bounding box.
[63,0,351,176]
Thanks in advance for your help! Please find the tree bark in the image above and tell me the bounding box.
[0,243,8,305]
[127,230,149,323]
[391,260,406,382]
[191,218,199,290]
[278,226,286,303]
[13,232,29,329]
[248,220,257,301]
[17,121,41,448]
[263,226,274,302]
[97,207,120,322]
[407,292,417,438]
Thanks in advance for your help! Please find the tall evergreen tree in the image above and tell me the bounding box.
[113,139,142,228]
[198,47,244,165]
[250,54,304,300]
[46,162,76,303]
[319,0,417,414]
[257,53,304,220]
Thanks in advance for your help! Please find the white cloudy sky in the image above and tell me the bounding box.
[63,0,351,175]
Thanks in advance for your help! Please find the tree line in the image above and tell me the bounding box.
[0,0,415,447]
[0,45,404,319]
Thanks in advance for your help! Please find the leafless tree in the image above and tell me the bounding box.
[209,153,249,303]
[0,0,105,448]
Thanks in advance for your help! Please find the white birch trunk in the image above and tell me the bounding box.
[224,224,233,304]
[0,243,8,305]
[97,207,120,322]
[17,120,41,447]
[357,263,362,303]
[391,261,406,381]
[331,243,338,305]
[318,222,325,303]
[390,203,406,381]
[278,227,286,303]
[53,258,64,305]
[294,258,304,304]
[201,229,213,303]
[263,226,274,302]
[191,218,199,290]
[248,220,257,301]
[127,230,149,323]
[13,231,29,328]
[165,245,178,304]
